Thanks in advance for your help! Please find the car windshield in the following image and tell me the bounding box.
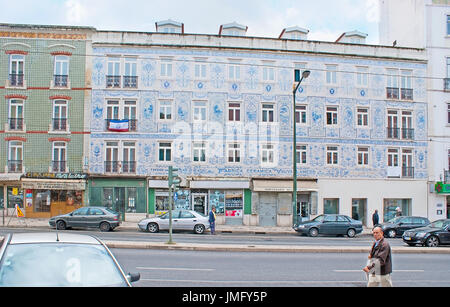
[104,208,118,215]
[312,215,324,222]
[0,243,128,287]
[430,220,447,228]
[387,216,403,223]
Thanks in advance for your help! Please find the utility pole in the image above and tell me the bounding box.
[167,166,181,244]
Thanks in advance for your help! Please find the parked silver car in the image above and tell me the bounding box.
[0,232,140,287]
[138,210,210,234]
[49,207,121,232]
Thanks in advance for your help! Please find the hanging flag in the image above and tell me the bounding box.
[16,204,24,218]
[108,119,129,132]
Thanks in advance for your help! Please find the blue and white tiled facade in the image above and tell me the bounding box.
[88,31,428,226]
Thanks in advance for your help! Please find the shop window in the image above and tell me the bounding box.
[34,191,51,212]
[383,198,411,222]
[324,198,339,214]
[7,187,23,209]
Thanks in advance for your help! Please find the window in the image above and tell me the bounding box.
[296,145,307,164]
[227,143,241,163]
[356,108,369,127]
[400,70,413,100]
[446,58,450,91]
[159,100,172,120]
[159,142,172,162]
[262,104,274,122]
[326,146,338,165]
[386,69,399,99]
[107,58,121,88]
[105,141,119,173]
[228,102,241,121]
[124,101,137,131]
[195,62,207,79]
[124,59,138,88]
[193,142,206,162]
[54,56,69,87]
[448,104,450,124]
[357,147,369,166]
[295,105,307,124]
[53,100,68,131]
[324,199,339,214]
[228,64,240,80]
[8,141,23,173]
[160,60,173,77]
[9,54,24,87]
[326,106,338,125]
[402,148,413,178]
[261,144,275,165]
[447,15,450,35]
[52,142,67,173]
[401,110,413,139]
[356,66,368,87]
[387,148,399,167]
[387,110,399,139]
[122,142,136,173]
[8,99,24,131]
[326,65,337,85]
[193,101,207,122]
[294,63,308,82]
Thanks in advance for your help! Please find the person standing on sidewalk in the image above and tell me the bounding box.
[372,209,379,227]
[363,226,393,287]
[209,206,216,235]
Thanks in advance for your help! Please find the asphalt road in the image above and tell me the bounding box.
[0,227,407,247]
[112,248,450,287]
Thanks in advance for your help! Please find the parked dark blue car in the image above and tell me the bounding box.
[293,214,363,237]
[402,219,450,247]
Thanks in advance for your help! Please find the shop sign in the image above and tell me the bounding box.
[24,172,88,180]
[21,180,86,190]
[435,182,450,194]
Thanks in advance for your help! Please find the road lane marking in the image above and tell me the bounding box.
[137,266,215,271]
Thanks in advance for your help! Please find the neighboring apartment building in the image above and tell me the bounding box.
[88,20,428,226]
[0,24,93,218]
[380,0,450,220]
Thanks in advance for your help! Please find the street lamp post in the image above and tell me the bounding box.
[292,70,310,227]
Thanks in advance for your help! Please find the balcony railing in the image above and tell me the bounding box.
[8,160,23,173]
[122,161,136,173]
[386,127,414,140]
[386,87,399,99]
[8,118,24,131]
[402,166,414,178]
[106,75,121,88]
[123,76,138,88]
[52,118,67,131]
[52,160,66,173]
[401,88,413,100]
[401,128,414,140]
[105,119,137,132]
[9,74,24,87]
[54,75,68,87]
[105,161,120,173]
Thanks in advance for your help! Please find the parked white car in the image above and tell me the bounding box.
[138,210,210,234]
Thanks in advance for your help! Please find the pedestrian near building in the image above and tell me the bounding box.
[363,226,393,287]
[395,207,402,217]
[372,209,379,227]
[209,205,216,235]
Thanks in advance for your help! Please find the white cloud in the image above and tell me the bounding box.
[65,0,89,23]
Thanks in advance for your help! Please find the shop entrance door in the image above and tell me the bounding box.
[114,187,125,221]
[259,193,277,227]
[192,193,207,215]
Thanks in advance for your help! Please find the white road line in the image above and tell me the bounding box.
[137,266,215,271]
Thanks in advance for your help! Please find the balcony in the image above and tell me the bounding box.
[52,118,67,131]
[386,128,414,140]
[386,87,399,99]
[106,75,121,88]
[9,74,24,87]
[53,75,68,87]
[8,118,24,131]
[401,88,413,100]
[402,166,414,178]
[444,78,450,92]
[52,160,67,173]
[122,161,136,173]
[8,160,23,173]
[123,76,138,88]
[105,119,137,132]
[105,161,120,173]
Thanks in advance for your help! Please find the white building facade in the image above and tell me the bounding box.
[87,22,428,226]
[380,0,450,220]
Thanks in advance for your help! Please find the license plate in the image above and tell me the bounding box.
[404,236,411,240]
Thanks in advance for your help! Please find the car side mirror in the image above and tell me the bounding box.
[127,272,140,283]
[398,222,403,226]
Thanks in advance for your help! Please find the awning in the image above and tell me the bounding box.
[21,178,86,190]
[0,173,22,182]
[252,179,318,192]
[189,180,250,189]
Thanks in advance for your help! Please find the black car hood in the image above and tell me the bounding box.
[407,226,441,233]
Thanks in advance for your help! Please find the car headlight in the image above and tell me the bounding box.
[416,232,427,238]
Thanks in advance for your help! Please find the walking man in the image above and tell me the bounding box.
[209,205,216,235]
[363,226,393,287]
[372,209,379,227]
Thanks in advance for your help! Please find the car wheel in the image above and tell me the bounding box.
[147,223,159,233]
[347,228,356,238]
[425,236,439,247]
[99,222,111,232]
[387,229,396,238]
[56,220,66,230]
[309,228,319,237]
[194,224,205,234]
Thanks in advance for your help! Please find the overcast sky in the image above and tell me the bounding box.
[0,0,380,44]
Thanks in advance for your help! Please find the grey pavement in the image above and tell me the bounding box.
[2,217,450,254]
